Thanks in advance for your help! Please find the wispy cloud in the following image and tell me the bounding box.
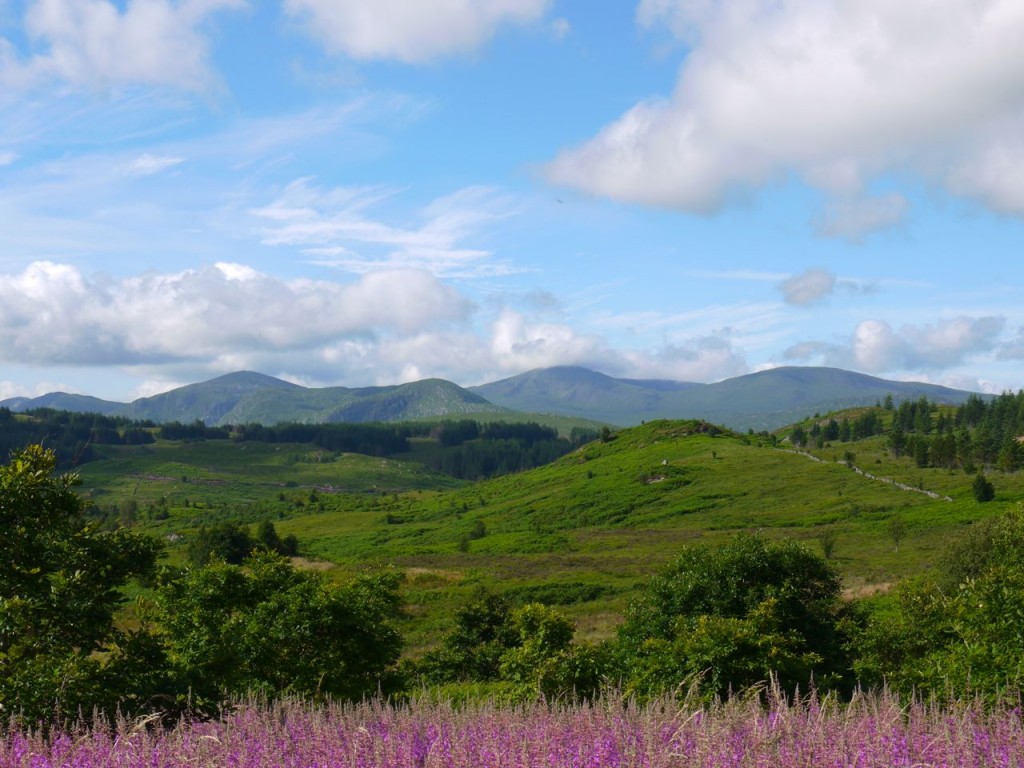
[253,180,520,278]
[121,153,184,177]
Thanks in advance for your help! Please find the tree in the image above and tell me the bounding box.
[417,589,607,701]
[888,423,906,458]
[418,589,518,683]
[0,445,162,722]
[154,552,404,707]
[187,521,254,565]
[972,472,995,503]
[887,514,907,553]
[616,535,854,700]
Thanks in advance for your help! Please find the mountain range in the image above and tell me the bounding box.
[1,366,988,431]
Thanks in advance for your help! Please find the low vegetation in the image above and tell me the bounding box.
[5,692,1024,767]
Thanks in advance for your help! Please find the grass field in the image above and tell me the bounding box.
[70,414,1024,653]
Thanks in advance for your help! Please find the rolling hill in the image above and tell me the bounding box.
[121,373,511,425]
[0,392,124,416]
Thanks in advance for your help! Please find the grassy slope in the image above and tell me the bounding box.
[276,419,1023,649]
[78,415,1024,653]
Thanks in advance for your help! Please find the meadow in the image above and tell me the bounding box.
[5,690,1023,767]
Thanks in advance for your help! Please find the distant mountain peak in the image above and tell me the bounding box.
[203,371,301,389]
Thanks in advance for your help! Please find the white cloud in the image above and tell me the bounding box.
[0,378,74,400]
[629,331,748,382]
[789,315,1007,373]
[0,151,16,166]
[121,153,184,177]
[780,268,836,306]
[2,0,244,91]
[487,309,616,373]
[548,0,1024,233]
[283,0,550,63]
[253,179,517,277]
[997,327,1024,361]
[0,261,471,366]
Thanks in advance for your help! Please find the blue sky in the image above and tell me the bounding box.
[1,0,1023,402]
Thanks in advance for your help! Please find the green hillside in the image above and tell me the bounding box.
[76,410,1023,652]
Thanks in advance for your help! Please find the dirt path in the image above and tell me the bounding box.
[778,449,954,502]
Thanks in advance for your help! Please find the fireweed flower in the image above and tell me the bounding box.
[2,691,1023,767]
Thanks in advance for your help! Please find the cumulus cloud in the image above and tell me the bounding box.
[787,315,1007,373]
[780,269,836,306]
[547,0,1024,234]
[0,261,471,366]
[0,151,17,166]
[1,0,243,91]
[634,331,748,382]
[283,0,550,63]
[489,309,614,373]
[253,180,516,277]
[997,327,1024,361]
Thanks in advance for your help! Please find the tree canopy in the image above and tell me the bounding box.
[0,445,162,721]
[617,535,855,699]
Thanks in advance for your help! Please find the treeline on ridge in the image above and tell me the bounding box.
[789,391,1024,473]
[0,407,155,468]
[0,407,599,480]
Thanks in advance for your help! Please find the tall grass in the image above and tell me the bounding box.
[5,689,1023,767]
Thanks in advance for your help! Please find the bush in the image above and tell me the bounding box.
[855,506,1024,700]
[616,535,855,700]
[154,553,404,710]
[972,472,995,502]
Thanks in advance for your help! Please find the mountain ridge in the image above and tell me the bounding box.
[1,366,990,430]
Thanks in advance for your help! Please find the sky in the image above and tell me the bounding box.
[1,0,1023,402]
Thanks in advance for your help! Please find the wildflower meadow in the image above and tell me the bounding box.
[4,690,1023,768]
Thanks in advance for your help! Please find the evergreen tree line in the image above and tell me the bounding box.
[0,407,155,468]
[1,408,598,480]
[788,392,1024,473]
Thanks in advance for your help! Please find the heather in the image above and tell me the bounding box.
[5,691,1024,768]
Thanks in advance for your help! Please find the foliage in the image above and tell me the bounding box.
[616,535,855,700]
[855,506,1024,699]
[0,445,162,722]
[416,589,606,701]
[972,472,995,502]
[153,552,404,708]
[187,520,298,566]
[0,409,155,469]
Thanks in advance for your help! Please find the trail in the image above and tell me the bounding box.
[778,449,954,502]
